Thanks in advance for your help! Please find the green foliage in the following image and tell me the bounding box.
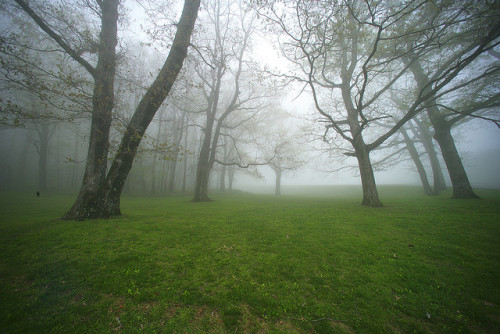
[0,187,499,333]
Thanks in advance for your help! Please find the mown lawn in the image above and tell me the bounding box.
[0,186,499,333]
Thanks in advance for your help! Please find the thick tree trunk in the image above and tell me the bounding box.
[433,123,479,199]
[353,138,383,207]
[193,163,211,201]
[425,104,478,199]
[400,127,433,195]
[64,0,200,219]
[274,169,282,196]
[98,0,200,216]
[63,0,119,219]
[193,67,222,202]
[408,58,478,200]
[193,123,214,201]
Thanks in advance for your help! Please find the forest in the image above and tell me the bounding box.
[0,0,499,332]
[0,0,498,214]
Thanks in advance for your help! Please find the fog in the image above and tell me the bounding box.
[232,116,500,193]
[1,0,499,206]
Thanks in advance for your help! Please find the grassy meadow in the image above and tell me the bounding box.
[0,186,499,333]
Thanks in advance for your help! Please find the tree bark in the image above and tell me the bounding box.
[193,66,222,202]
[99,0,201,216]
[193,163,211,201]
[353,137,383,207]
[63,0,119,219]
[410,117,447,194]
[408,59,479,199]
[433,122,479,199]
[64,0,200,218]
[400,126,433,195]
[340,74,383,207]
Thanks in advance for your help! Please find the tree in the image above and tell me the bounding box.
[11,0,120,216]
[259,0,500,206]
[0,6,92,192]
[191,0,265,201]
[70,0,201,217]
[404,54,498,199]
[388,90,445,195]
[13,0,201,218]
[410,116,447,194]
[268,134,305,196]
[399,124,433,195]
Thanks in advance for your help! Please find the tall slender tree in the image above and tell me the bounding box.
[191,0,262,201]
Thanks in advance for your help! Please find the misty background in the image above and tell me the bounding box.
[1,0,499,200]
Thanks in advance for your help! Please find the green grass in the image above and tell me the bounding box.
[0,186,499,333]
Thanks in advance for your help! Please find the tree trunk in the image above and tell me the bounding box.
[219,141,228,192]
[408,58,478,199]
[353,137,383,207]
[193,163,211,201]
[99,0,200,216]
[63,0,119,219]
[411,117,447,193]
[167,113,185,193]
[193,65,223,202]
[194,127,214,201]
[64,0,200,219]
[181,120,189,193]
[433,123,479,199]
[274,168,282,196]
[400,126,433,195]
[228,166,235,191]
[167,158,178,193]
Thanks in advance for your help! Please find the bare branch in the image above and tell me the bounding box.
[13,0,97,77]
